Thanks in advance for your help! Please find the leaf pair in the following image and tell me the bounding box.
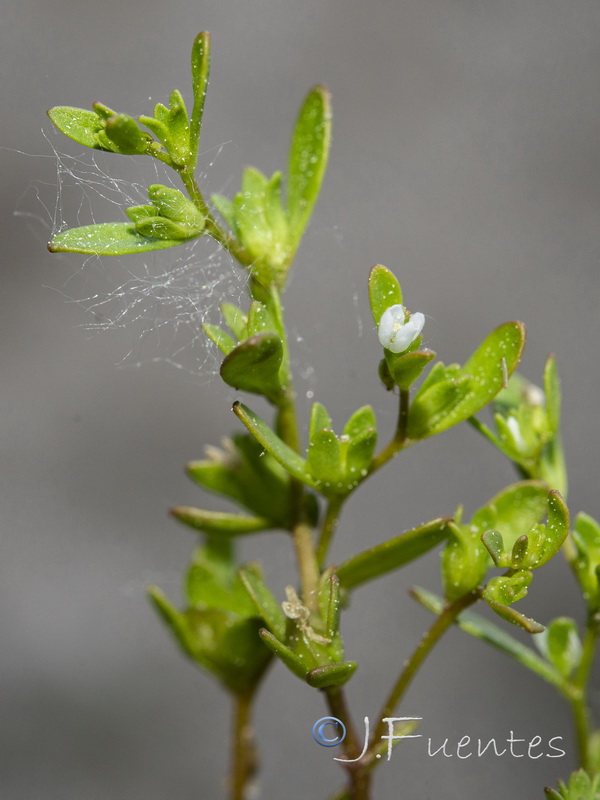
[172,433,318,536]
[231,401,377,499]
[148,542,272,694]
[212,86,331,289]
[203,291,289,403]
[306,403,377,496]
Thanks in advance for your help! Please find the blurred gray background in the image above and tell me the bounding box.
[2,1,600,798]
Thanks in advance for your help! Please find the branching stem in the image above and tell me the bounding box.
[570,616,599,771]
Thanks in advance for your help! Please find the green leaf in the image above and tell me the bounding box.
[48,222,187,255]
[232,402,315,487]
[239,564,287,640]
[368,264,403,325]
[104,114,149,154]
[408,374,473,439]
[170,506,272,535]
[336,518,455,591]
[307,429,342,488]
[125,205,157,223]
[221,303,248,340]
[134,216,199,241]
[441,524,489,600]
[259,628,307,680]
[484,572,533,607]
[411,586,564,689]
[481,529,507,567]
[306,661,357,689]
[537,617,582,679]
[309,402,333,440]
[408,322,526,439]
[147,184,204,228]
[166,89,191,165]
[343,405,376,439]
[47,106,105,150]
[190,32,211,164]
[345,428,377,479]
[148,586,196,658]
[484,599,545,634]
[389,350,436,391]
[287,85,332,245]
[202,323,236,354]
[220,333,284,399]
[544,490,570,566]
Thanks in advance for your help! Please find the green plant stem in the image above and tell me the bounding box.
[317,495,345,567]
[176,166,255,269]
[323,687,372,799]
[231,691,258,800]
[369,390,410,474]
[363,589,480,768]
[570,616,599,771]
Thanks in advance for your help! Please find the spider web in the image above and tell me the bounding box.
[17,127,250,380]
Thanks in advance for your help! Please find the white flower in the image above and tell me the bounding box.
[377,304,425,353]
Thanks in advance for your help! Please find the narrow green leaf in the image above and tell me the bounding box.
[336,518,454,591]
[345,428,377,479]
[481,529,507,567]
[306,661,357,689]
[543,490,569,567]
[306,429,342,487]
[368,264,402,325]
[47,106,104,150]
[166,89,191,165]
[324,573,341,640]
[287,86,332,243]
[221,303,248,340]
[220,333,284,399]
[485,599,545,634]
[309,402,333,441]
[240,564,287,640]
[148,586,195,658]
[170,506,272,535]
[202,323,236,354]
[232,402,315,487]
[190,32,211,164]
[259,628,307,680]
[48,222,186,255]
[411,586,563,688]
[572,512,600,609]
